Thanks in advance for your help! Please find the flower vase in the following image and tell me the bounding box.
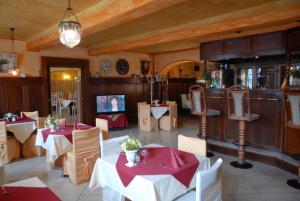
[49,124,56,132]
[125,150,138,167]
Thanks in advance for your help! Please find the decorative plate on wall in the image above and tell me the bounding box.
[100,58,112,73]
[141,60,150,75]
[116,59,129,75]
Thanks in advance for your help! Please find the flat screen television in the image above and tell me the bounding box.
[96,94,126,114]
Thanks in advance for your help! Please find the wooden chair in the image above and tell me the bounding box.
[0,122,20,164]
[175,158,222,201]
[178,135,206,157]
[160,103,177,131]
[22,116,46,157]
[96,118,109,140]
[139,104,156,131]
[137,102,147,128]
[284,85,300,189]
[20,111,38,120]
[63,127,100,185]
[189,84,221,157]
[227,85,259,169]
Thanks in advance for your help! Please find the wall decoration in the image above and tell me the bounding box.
[0,53,16,74]
[141,60,150,75]
[100,58,112,73]
[116,59,129,75]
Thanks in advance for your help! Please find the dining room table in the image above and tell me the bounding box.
[1,177,61,201]
[89,144,210,201]
[35,124,93,163]
[1,117,37,143]
[150,104,169,129]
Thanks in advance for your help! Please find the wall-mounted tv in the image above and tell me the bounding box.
[96,94,126,114]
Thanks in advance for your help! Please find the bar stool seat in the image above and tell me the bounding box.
[230,113,260,121]
[207,109,221,116]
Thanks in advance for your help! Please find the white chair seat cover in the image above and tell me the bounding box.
[192,91,202,113]
[0,163,4,185]
[100,131,128,158]
[175,190,196,201]
[288,95,300,125]
[207,109,221,117]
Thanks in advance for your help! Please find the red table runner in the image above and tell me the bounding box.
[1,117,35,125]
[0,186,61,201]
[41,124,93,144]
[116,147,199,187]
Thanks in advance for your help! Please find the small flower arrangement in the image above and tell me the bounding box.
[45,115,58,128]
[121,135,142,151]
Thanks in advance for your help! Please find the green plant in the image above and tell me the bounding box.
[289,68,300,78]
[121,135,141,151]
[45,115,58,127]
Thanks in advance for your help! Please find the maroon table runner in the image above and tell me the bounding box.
[41,124,93,144]
[0,186,61,201]
[0,117,36,125]
[116,147,199,187]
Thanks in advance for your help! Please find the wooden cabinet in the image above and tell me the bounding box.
[200,31,286,60]
[288,26,300,53]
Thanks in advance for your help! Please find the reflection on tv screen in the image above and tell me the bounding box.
[96,95,126,114]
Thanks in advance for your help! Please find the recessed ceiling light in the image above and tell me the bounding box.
[236,30,242,34]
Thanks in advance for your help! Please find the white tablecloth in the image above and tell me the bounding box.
[89,144,210,201]
[35,128,72,163]
[150,107,168,120]
[6,122,37,143]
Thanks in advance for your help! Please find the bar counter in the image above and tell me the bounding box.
[204,88,299,156]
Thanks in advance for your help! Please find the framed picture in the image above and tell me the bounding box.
[141,60,150,75]
[0,53,16,74]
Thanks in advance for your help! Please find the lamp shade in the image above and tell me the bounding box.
[59,20,81,48]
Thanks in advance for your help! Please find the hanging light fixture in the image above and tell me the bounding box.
[9,27,18,76]
[59,0,81,48]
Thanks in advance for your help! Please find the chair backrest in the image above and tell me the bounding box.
[96,118,109,140]
[283,85,300,128]
[21,111,38,121]
[0,162,4,185]
[0,121,7,143]
[72,127,100,155]
[178,135,206,157]
[101,135,128,157]
[227,85,251,121]
[166,101,176,105]
[189,84,206,116]
[196,158,222,201]
[37,117,47,129]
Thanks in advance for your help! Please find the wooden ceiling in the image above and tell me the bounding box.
[1,0,300,54]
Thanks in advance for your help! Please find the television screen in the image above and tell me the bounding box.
[96,94,126,114]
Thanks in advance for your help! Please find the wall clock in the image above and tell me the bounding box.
[100,58,112,73]
[116,59,129,75]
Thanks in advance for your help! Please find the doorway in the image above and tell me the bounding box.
[50,67,81,124]
[41,57,89,124]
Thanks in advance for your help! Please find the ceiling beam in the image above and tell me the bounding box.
[88,0,300,55]
[26,0,185,51]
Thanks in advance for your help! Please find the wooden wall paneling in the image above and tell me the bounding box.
[224,37,250,54]
[288,26,300,53]
[0,85,8,115]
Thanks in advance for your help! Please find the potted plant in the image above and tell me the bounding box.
[121,135,142,167]
[289,68,300,85]
[45,115,58,132]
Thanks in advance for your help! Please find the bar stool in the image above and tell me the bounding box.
[189,84,221,157]
[227,85,259,169]
[284,85,300,189]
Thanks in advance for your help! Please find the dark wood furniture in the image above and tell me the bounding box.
[283,85,300,189]
[227,85,260,169]
[189,84,221,157]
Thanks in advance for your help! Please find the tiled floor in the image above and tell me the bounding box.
[3,116,300,201]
